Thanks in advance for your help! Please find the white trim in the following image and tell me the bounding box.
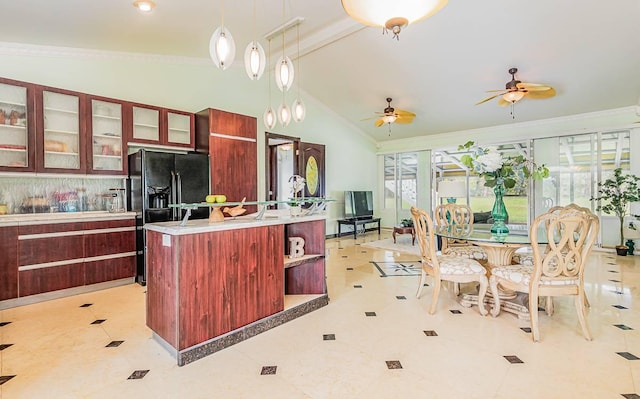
[18,251,136,271]
[19,226,135,240]
[127,142,193,153]
[210,132,257,143]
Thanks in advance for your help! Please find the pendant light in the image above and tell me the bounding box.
[244,0,266,80]
[291,23,306,122]
[275,0,294,91]
[263,39,277,129]
[209,0,235,70]
[278,101,291,127]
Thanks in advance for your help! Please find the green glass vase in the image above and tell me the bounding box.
[490,184,509,234]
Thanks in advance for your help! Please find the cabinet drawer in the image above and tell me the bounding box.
[19,235,84,266]
[19,263,84,296]
[85,230,135,257]
[19,222,84,235]
[85,255,135,285]
[84,219,134,230]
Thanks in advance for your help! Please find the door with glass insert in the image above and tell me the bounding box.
[89,98,124,174]
[39,89,83,172]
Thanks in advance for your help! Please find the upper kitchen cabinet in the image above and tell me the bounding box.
[87,97,126,175]
[165,109,194,149]
[127,105,194,150]
[0,78,35,172]
[36,87,87,173]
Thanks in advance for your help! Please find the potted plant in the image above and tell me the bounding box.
[400,218,413,228]
[591,167,640,256]
[288,175,306,216]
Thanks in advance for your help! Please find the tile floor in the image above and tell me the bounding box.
[1,230,639,398]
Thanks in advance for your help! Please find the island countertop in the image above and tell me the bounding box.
[144,210,327,236]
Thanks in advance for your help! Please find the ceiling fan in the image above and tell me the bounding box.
[476,67,556,107]
[362,97,416,127]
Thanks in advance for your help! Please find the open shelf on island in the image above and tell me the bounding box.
[284,254,324,269]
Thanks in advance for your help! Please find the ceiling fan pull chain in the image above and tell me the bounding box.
[510,102,516,119]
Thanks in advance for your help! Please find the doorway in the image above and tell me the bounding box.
[266,132,300,209]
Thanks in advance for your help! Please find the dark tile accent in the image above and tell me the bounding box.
[504,355,524,364]
[261,366,277,375]
[449,310,462,314]
[520,327,532,333]
[607,262,617,265]
[341,255,348,258]
[106,340,124,347]
[79,303,93,308]
[386,360,403,369]
[609,279,622,283]
[127,370,149,380]
[613,305,628,309]
[338,247,344,250]
[177,295,329,366]
[609,270,620,273]
[346,267,353,270]
[91,319,106,325]
[614,324,634,331]
[621,394,640,399]
[365,311,377,317]
[396,295,407,300]
[611,290,624,295]
[361,250,367,253]
[0,375,15,385]
[0,322,11,327]
[323,334,335,341]
[0,344,13,351]
[423,330,438,336]
[354,285,363,288]
[617,352,640,360]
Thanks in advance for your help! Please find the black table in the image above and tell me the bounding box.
[337,217,381,239]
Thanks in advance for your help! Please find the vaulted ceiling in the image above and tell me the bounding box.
[1,0,639,142]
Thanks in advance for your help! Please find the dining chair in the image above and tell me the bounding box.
[488,204,600,341]
[411,206,488,316]
[433,203,488,263]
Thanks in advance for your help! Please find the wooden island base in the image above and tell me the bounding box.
[145,213,328,366]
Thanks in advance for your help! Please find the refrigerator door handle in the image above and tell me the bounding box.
[176,173,182,205]
[171,170,177,220]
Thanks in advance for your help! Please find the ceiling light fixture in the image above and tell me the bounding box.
[263,39,277,130]
[133,0,155,12]
[275,0,294,91]
[292,23,306,123]
[341,0,448,40]
[209,0,235,70]
[502,91,525,104]
[244,0,266,80]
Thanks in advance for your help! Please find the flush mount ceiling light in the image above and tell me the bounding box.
[209,0,235,70]
[244,0,266,80]
[133,0,155,12]
[341,0,448,40]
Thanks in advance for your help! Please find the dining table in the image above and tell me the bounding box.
[435,223,547,320]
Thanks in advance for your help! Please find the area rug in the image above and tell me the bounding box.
[360,236,421,257]
[371,261,422,277]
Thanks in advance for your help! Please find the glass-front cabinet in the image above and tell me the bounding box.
[38,89,84,173]
[166,110,193,147]
[0,79,34,172]
[132,105,160,143]
[89,98,125,174]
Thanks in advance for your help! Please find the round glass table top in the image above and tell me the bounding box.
[434,224,548,245]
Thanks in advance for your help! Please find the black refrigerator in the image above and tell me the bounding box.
[128,149,210,285]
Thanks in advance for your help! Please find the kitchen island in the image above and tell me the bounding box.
[145,210,328,365]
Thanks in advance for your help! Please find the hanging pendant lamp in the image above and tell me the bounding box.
[291,24,306,122]
[278,102,291,127]
[263,39,277,129]
[275,0,294,91]
[209,0,235,70]
[244,0,266,80]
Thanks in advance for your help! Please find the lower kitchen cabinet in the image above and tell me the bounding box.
[0,226,18,301]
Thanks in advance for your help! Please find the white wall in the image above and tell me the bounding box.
[0,44,378,235]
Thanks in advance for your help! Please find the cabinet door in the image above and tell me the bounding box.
[165,110,194,148]
[88,98,125,174]
[132,105,160,143]
[0,226,18,300]
[0,79,35,172]
[38,89,85,173]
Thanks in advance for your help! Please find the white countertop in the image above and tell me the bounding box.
[0,211,136,227]
[145,210,327,236]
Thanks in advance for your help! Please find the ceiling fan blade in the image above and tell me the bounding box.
[374,118,385,127]
[476,93,503,105]
[524,87,556,99]
[517,82,553,92]
[485,88,509,93]
[395,117,414,124]
[360,116,379,121]
[497,98,512,107]
[394,109,416,117]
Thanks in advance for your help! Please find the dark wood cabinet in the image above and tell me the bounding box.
[0,77,36,173]
[0,226,18,300]
[196,108,257,213]
[14,217,135,298]
[284,220,326,295]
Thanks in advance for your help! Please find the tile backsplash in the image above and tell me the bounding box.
[0,176,126,214]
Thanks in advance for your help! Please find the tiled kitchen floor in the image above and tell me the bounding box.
[1,230,639,398]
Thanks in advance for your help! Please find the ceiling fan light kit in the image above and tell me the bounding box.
[341,0,448,39]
